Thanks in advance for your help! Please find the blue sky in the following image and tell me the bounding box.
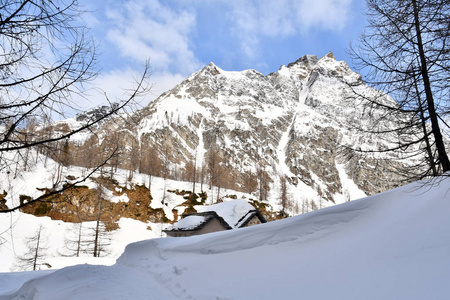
[78,0,367,107]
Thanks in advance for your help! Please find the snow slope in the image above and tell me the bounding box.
[0,151,257,273]
[1,176,450,299]
[0,213,165,274]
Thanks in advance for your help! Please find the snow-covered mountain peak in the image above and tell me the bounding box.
[273,52,355,87]
[287,54,319,69]
[124,53,412,206]
[314,52,360,83]
[322,51,336,60]
[193,61,266,83]
[189,61,222,79]
[279,54,319,80]
[45,53,417,219]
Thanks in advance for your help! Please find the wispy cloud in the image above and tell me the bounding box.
[75,0,203,107]
[105,0,201,75]
[227,0,353,59]
[101,0,354,69]
[295,0,353,32]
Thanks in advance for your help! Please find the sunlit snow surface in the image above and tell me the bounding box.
[1,176,450,299]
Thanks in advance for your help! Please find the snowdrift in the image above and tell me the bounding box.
[1,176,450,299]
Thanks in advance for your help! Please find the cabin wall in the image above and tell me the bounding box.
[165,218,228,237]
[197,218,228,235]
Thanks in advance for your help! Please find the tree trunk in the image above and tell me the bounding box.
[192,155,197,194]
[33,229,41,271]
[415,80,438,176]
[94,190,102,257]
[148,174,152,191]
[412,0,450,172]
[76,223,82,257]
[216,185,221,203]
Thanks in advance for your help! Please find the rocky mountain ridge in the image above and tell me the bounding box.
[59,52,414,213]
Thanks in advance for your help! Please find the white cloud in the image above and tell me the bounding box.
[105,0,201,75]
[227,0,354,59]
[73,68,186,113]
[70,0,201,112]
[295,0,353,32]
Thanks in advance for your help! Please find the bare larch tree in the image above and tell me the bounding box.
[348,0,450,179]
[0,0,151,213]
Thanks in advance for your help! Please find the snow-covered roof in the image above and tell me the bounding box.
[166,199,266,232]
[235,210,267,228]
[196,199,260,228]
[165,211,232,232]
[171,215,207,230]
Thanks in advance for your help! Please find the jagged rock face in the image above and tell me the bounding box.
[75,53,414,207]
[75,103,119,123]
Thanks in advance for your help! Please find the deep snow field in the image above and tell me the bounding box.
[1,175,449,299]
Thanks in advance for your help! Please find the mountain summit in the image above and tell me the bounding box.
[68,54,410,212]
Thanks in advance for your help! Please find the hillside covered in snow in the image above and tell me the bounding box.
[45,52,418,217]
[0,151,262,273]
[1,175,449,299]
